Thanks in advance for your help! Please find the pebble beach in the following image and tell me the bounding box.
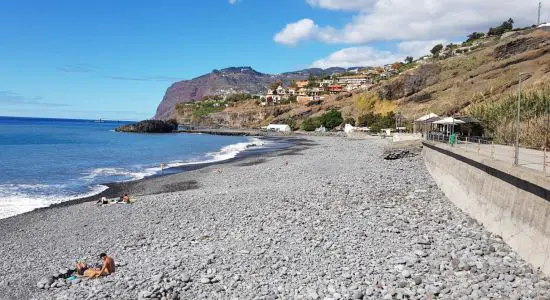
[0,136,549,300]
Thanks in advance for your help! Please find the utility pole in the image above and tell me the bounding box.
[539,2,543,26]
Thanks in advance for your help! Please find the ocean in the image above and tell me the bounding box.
[0,116,270,219]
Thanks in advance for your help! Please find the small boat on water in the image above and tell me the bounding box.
[94,118,105,123]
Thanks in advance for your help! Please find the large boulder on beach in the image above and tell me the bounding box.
[115,120,178,133]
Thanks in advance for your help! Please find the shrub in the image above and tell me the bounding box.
[344,117,356,126]
[301,117,321,131]
[319,110,343,130]
[284,118,298,130]
[225,93,251,102]
[357,112,396,132]
[487,18,514,36]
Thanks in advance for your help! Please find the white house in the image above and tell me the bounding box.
[266,124,292,132]
[319,79,334,87]
[338,76,369,85]
[538,22,550,32]
[276,86,286,95]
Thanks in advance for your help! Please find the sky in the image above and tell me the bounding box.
[0,0,547,120]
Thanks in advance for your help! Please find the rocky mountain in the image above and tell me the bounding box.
[154,66,361,120]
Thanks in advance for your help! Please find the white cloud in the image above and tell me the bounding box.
[311,40,448,68]
[276,0,544,45]
[311,47,399,68]
[273,19,319,46]
[306,0,375,11]
[397,40,449,58]
[228,0,238,4]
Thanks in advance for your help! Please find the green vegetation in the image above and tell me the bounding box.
[225,93,251,102]
[322,110,344,130]
[488,18,514,36]
[469,84,550,148]
[283,118,298,130]
[344,117,356,126]
[301,117,321,131]
[463,32,485,46]
[357,112,396,133]
[405,56,414,64]
[301,110,344,131]
[191,101,226,119]
[431,44,444,57]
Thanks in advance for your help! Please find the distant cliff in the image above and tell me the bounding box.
[153,66,355,120]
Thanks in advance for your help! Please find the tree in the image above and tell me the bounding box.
[405,56,414,64]
[488,18,514,36]
[320,110,343,130]
[301,117,321,131]
[466,32,485,43]
[430,44,444,57]
[270,81,283,90]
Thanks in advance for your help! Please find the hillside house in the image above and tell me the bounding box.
[329,84,343,94]
[320,79,334,87]
[297,88,308,96]
[287,88,296,95]
[338,75,370,85]
[276,86,286,95]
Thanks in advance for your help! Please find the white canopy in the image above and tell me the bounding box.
[415,113,439,122]
[433,117,465,125]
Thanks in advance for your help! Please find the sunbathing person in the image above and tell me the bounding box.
[123,194,130,203]
[75,253,115,278]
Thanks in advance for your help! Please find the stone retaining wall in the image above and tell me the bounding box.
[422,141,550,275]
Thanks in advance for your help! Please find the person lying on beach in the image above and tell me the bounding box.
[123,194,130,203]
[75,253,115,278]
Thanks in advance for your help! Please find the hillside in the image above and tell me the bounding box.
[154,66,353,119]
[165,28,550,147]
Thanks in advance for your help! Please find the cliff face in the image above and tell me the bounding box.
[154,67,272,120]
[154,66,354,120]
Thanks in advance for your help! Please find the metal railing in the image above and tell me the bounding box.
[426,132,549,177]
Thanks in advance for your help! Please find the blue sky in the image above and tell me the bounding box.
[1,0,545,120]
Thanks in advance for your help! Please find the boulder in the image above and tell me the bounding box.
[115,120,178,133]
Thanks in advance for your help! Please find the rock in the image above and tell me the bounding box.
[115,120,177,133]
[37,276,54,289]
[181,274,191,283]
[413,277,422,286]
[200,277,211,284]
[151,273,164,282]
[401,270,411,278]
[139,290,153,299]
[352,291,364,299]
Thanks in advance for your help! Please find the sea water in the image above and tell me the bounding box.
[0,116,265,219]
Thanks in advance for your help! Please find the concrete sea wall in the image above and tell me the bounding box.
[422,141,550,275]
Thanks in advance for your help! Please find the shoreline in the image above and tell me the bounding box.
[0,135,303,222]
[2,136,548,300]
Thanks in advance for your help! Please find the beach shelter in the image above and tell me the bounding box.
[433,117,465,135]
[414,113,439,134]
[415,113,439,123]
[433,117,465,125]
